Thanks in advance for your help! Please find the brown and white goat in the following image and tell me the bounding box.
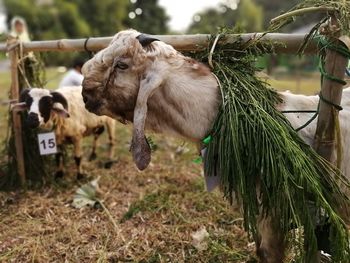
[19,86,116,179]
[81,30,350,262]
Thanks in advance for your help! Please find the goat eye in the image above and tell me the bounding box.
[116,62,129,70]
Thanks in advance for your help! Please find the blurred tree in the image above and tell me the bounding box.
[4,0,129,65]
[75,0,128,36]
[188,7,236,34]
[255,0,322,30]
[125,0,169,34]
[188,0,263,34]
[4,0,91,39]
[57,1,91,37]
[237,0,263,32]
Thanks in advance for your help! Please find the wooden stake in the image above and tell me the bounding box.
[313,43,348,162]
[8,38,26,186]
[313,18,349,163]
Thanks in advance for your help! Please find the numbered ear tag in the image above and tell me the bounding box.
[38,132,57,155]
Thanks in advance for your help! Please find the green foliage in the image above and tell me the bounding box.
[125,0,169,34]
[188,7,236,34]
[75,0,129,36]
[56,1,91,38]
[257,0,324,31]
[4,0,91,39]
[256,0,300,27]
[237,0,263,32]
[188,0,263,34]
[3,0,170,64]
[3,0,129,65]
[200,30,350,261]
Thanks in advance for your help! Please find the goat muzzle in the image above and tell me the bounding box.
[81,89,103,115]
[26,112,40,129]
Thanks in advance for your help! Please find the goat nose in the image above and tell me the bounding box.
[81,88,90,103]
[26,112,40,128]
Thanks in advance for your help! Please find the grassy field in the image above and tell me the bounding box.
[0,66,323,262]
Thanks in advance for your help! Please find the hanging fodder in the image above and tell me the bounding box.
[202,31,350,262]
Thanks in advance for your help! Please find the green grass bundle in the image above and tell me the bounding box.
[201,33,350,261]
[269,0,350,35]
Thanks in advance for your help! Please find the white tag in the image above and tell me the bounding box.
[37,132,57,155]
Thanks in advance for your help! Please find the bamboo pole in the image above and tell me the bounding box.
[313,17,349,163]
[0,33,318,54]
[8,38,26,186]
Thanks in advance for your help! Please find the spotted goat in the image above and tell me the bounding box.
[19,86,116,179]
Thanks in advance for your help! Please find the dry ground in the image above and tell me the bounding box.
[0,126,253,262]
[0,65,325,262]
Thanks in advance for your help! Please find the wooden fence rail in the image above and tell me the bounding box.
[0,33,318,54]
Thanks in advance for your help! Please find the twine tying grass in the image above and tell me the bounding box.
[199,29,350,262]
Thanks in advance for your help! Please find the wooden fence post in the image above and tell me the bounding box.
[8,38,26,186]
[313,18,349,163]
[310,17,350,263]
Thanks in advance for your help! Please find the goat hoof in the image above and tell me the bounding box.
[76,173,87,180]
[54,171,64,179]
[89,152,97,161]
[104,160,117,169]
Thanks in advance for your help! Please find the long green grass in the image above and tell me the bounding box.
[203,34,350,261]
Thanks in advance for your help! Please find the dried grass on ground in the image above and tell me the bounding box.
[0,124,254,263]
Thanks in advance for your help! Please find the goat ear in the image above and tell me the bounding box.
[136,34,159,47]
[19,88,30,102]
[11,102,28,112]
[131,72,164,170]
[50,91,68,110]
[52,104,70,118]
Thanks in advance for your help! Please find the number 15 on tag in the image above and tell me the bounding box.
[38,132,57,155]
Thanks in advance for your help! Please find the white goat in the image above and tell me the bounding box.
[81,30,349,262]
[20,86,116,179]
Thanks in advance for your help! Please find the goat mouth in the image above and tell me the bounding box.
[26,113,40,129]
[84,99,103,115]
[26,121,40,129]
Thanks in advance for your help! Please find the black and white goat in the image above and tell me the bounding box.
[19,86,116,179]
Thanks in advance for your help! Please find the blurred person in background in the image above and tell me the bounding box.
[59,57,85,88]
[10,16,30,42]
[8,16,45,88]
